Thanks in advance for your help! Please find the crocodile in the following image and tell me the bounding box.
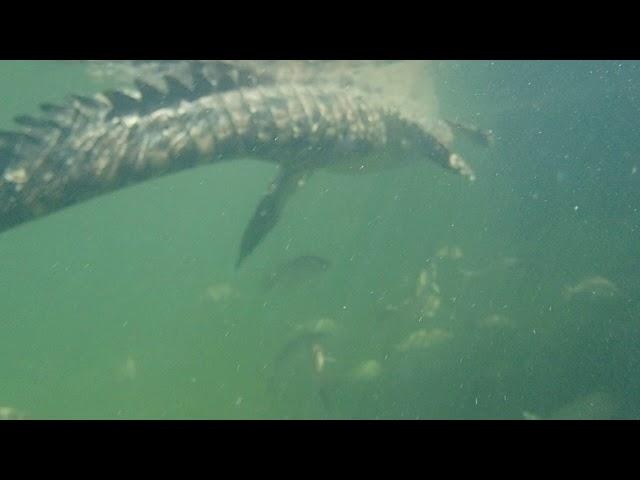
[0,61,480,266]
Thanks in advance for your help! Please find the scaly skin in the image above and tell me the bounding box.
[0,70,476,263]
[1,82,472,231]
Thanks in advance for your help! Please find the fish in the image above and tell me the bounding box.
[270,325,337,413]
[0,61,484,266]
[349,359,383,382]
[522,411,542,420]
[263,255,331,290]
[523,392,616,420]
[116,355,138,381]
[293,317,338,336]
[457,256,521,279]
[202,283,239,303]
[274,317,338,370]
[415,264,440,297]
[396,328,453,352]
[419,293,442,319]
[435,245,464,260]
[0,405,25,420]
[311,343,336,375]
[477,313,513,329]
[562,276,620,301]
[310,343,337,411]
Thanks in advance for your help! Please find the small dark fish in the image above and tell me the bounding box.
[269,333,336,414]
[263,255,331,291]
[267,331,330,406]
[273,331,329,369]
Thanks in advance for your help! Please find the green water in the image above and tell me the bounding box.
[0,61,638,419]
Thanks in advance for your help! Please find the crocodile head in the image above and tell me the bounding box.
[386,115,476,181]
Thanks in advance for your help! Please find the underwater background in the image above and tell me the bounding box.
[0,60,638,419]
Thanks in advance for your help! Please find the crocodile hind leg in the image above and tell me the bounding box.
[236,166,311,268]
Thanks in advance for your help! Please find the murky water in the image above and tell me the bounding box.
[0,60,638,419]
